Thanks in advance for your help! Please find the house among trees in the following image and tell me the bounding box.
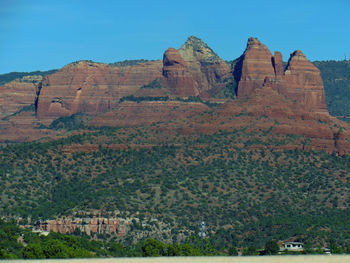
[281,241,304,252]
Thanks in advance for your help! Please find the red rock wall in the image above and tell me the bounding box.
[36,37,232,123]
[35,217,128,236]
[177,36,231,94]
[36,61,163,123]
[236,38,328,114]
[0,78,39,119]
[237,38,275,97]
[161,48,199,97]
[282,50,327,113]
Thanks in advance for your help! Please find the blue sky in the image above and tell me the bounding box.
[1,0,349,73]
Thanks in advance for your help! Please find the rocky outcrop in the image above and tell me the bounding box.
[34,217,128,236]
[0,76,41,119]
[272,51,284,77]
[215,82,350,154]
[282,50,327,113]
[178,36,232,94]
[237,37,275,97]
[36,60,163,124]
[161,48,198,97]
[161,36,232,98]
[236,37,327,114]
[36,36,232,124]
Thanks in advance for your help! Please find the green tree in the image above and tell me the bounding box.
[141,238,167,257]
[242,246,258,256]
[42,239,69,258]
[23,243,45,259]
[265,240,279,255]
[228,246,238,256]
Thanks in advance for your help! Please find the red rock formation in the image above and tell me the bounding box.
[237,37,275,97]
[282,50,327,113]
[178,36,232,95]
[36,60,163,124]
[35,217,128,236]
[0,76,40,119]
[36,36,232,125]
[213,83,350,154]
[161,48,199,97]
[272,51,284,78]
[236,37,328,114]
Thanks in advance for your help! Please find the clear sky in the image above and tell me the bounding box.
[1,0,349,74]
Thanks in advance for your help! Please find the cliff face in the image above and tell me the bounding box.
[1,36,349,154]
[282,50,327,113]
[34,217,128,236]
[218,81,350,154]
[0,76,41,119]
[237,38,275,97]
[35,60,163,124]
[35,36,328,124]
[156,36,233,98]
[236,38,327,114]
[177,36,232,95]
[35,36,232,123]
[161,48,199,97]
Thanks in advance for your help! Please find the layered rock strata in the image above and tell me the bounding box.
[0,76,41,119]
[161,48,198,97]
[236,37,327,114]
[34,217,128,236]
[35,36,232,123]
[177,36,232,94]
[36,60,163,123]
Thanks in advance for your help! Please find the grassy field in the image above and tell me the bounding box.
[3,256,350,263]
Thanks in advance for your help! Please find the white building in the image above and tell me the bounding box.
[281,242,304,252]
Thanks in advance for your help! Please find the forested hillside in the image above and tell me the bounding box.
[313,60,350,120]
[1,125,350,248]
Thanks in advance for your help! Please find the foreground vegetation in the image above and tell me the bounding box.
[0,219,226,259]
[3,219,350,259]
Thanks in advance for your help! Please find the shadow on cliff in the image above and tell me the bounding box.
[231,55,244,96]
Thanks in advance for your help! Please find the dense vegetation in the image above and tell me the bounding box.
[1,123,350,248]
[3,219,350,259]
[0,219,227,259]
[0,69,57,86]
[49,113,90,130]
[313,60,350,121]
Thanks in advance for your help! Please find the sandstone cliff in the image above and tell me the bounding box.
[177,36,232,96]
[34,217,128,236]
[0,36,348,154]
[36,60,163,124]
[236,37,327,114]
[0,75,41,119]
[161,48,199,97]
[33,216,173,242]
[35,36,232,124]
